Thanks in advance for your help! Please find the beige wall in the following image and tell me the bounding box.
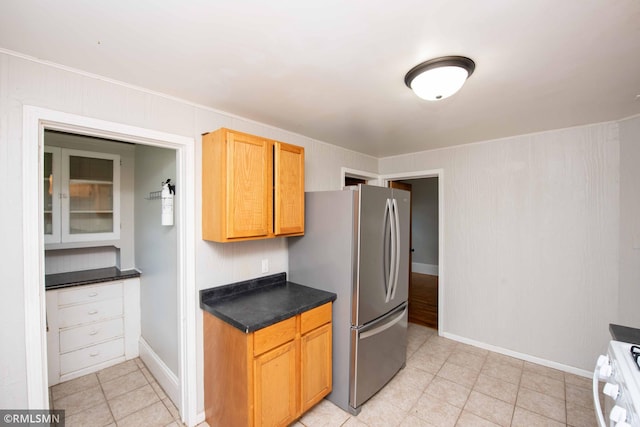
[380,123,621,371]
[0,51,377,410]
[618,115,640,328]
[1,46,637,412]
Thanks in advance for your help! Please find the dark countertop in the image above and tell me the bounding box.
[45,267,141,290]
[200,272,337,333]
[610,324,640,345]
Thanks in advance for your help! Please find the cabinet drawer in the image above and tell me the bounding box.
[58,298,123,329]
[59,317,124,353]
[58,282,123,307]
[254,316,296,356]
[301,303,332,335]
[60,338,124,375]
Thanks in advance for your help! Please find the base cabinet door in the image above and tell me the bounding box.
[301,323,332,412]
[203,302,333,427]
[254,341,298,427]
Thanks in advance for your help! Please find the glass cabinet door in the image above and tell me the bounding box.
[67,155,115,235]
[43,147,61,244]
[61,149,120,242]
[45,146,120,244]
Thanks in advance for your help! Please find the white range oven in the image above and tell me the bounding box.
[594,340,640,427]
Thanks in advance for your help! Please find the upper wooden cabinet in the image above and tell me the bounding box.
[202,128,305,242]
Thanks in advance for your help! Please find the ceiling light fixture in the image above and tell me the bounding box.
[404,56,475,101]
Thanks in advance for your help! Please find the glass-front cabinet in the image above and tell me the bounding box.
[44,147,120,244]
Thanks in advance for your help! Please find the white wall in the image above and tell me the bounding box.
[134,145,179,377]
[402,178,438,267]
[618,115,640,328]
[380,123,621,371]
[0,51,377,411]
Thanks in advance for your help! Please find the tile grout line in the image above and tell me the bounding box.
[509,365,524,427]
[564,371,569,427]
[99,360,157,425]
[95,372,117,426]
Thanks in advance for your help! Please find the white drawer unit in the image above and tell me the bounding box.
[46,278,140,385]
[57,281,123,306]
[59,317,124,353]
[58,298,123,329]
[60,338,125,375]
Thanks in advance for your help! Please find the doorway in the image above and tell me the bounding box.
[389,179,439,329]
[384,170,443,335]
[22,107,197,425]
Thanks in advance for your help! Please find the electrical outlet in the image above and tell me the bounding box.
[261,259,269,273]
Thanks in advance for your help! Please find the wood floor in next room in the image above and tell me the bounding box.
[409,272,438,329]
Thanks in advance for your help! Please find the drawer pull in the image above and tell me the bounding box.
[88,310,98,315]
[88,292,98,297]
[89,351,100,357]
[89,329,98,336]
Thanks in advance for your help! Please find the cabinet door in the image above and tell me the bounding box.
[254,340,297,427]
[274,142,304,236]
[61,149,120,242]
[300,323,332,412]
[226,132,272,239]
[44,147,61,244]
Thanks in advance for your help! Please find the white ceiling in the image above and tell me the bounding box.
[1,0,639,157]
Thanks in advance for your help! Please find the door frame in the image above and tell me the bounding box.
[380,169,444,335]
[341,167,382,187]
[22,106,198,424]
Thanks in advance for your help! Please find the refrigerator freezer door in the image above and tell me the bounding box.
[356,185,405,326]
[350,302,408,410]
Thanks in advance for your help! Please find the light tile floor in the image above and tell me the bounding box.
[295,323,600,427]
[53,325,600,427]
[49,358,187,427]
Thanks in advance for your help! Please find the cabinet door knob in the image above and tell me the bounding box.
[88,292,98,297]
[89,329,98,336]
[89,351,99,357]
[88,309,98,315]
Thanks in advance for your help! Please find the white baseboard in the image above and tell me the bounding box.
[139,337,181,408]
[442,332,592,378]
[412,262,439,276]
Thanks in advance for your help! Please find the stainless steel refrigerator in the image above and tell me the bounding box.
[288,184,410,414]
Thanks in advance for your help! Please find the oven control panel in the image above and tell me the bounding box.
[595,342,640,427]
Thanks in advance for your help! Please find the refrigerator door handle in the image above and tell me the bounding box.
[386,198,396,303]
[390,198,401,300]
[359,305,408,339]
[384,198,394,303]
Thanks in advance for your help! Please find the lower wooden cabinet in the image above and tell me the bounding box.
[203,302,332,427]
[301,323,332,412]
[254,340,298,427]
